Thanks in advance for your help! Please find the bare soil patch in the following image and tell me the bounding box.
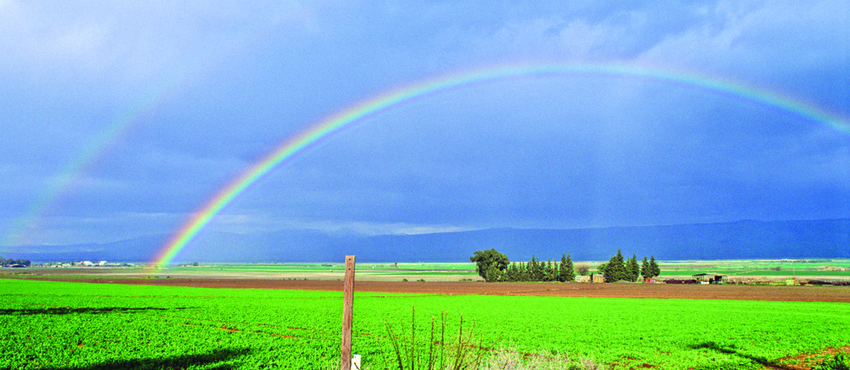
[765,346,850,370]
[34,278,850,302]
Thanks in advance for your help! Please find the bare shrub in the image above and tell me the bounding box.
[477,348,606,370]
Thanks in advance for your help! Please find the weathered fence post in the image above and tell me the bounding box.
[341,255,355,370]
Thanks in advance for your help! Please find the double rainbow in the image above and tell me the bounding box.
[152,62,850,266]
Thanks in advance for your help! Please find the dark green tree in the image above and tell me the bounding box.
[649,255,660,278]
[559,253,575,282]
[530,255,544,281]
[603,250,626,282]
[558,254,567,282]
[470,249,509,282]
[485,265,503,282]
[626,254,640,282]
[517,261,528,281]
[640,256,650,280]
[596,262,608,275]
[544,259,556,281]
[502,263,514,282]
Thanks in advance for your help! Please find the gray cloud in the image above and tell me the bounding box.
[1,1,847,247]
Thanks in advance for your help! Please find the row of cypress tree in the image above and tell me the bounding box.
[498,254,577,282]
[470,248,660,283]
[0,257,31,267]
[597,249,660,282]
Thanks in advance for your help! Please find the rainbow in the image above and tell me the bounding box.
[151,62,850,266]
[2,82,177,248]
[3,24,271,249]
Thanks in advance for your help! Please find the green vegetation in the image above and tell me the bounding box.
[597,250,659,282]
[469,249,509,282]
[2,279,849,369]
[559,254,575,283]
[473,249,660,283]
[659,259,850,279]
[383,308,603,370]
[383,308,483,370]
[0,257,31,267]
[814,353,850,370]
[11,259,850,283]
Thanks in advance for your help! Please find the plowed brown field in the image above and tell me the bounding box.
[56,278,850,302]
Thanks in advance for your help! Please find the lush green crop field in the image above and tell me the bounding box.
[659,259,850,278]
[17,260,848,284]
[2,279,849,369]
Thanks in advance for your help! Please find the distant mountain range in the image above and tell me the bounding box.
[3,219,848,263]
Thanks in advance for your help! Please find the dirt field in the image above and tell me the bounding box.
[38,278,850,303]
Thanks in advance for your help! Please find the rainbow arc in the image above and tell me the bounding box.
[151,62,850,266]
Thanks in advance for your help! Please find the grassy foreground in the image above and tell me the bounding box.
[1,279,848,369]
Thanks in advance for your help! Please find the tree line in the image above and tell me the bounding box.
[469,248,659,283]
[596,249,660,283]
[0,257,32,267]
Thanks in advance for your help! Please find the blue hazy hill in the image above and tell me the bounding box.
[4,219,848,263]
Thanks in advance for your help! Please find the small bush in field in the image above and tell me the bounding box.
[814,352,850,370]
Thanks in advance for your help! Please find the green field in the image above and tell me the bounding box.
[658,259,850,279]
[2,279,849,369]
[162,259,849,281]
[18,259,850,284]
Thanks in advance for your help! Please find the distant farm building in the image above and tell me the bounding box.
[574,274,605,283]
[665,279,697,284]
[590,274,605,283]
[693,273,728,284]
[575,275,590,283]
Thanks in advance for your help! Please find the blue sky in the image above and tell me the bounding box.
[1,1,848,249]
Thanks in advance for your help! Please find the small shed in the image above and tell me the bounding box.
[693,273,728,284]
[575,275,591,283]
[590,273,605,283]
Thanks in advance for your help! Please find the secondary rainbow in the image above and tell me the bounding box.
[2,80,177,248]
[2,23,274,250]
[152,62,850,266]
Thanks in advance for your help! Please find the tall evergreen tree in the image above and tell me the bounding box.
[516,262,524,281]
[504,263,516,282]
[597,262,608,275]
[544,259,555,282]
[626,254,640,282]
[559,253,575,282]
[603,250,626,282]
[558,254,567,282]
[640,256,650,280]
[649,256,660,278]
[531,255,544,281]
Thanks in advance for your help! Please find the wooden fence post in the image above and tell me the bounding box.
[341,255,355,370]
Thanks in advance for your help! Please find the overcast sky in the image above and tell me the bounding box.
[1,1,848,249]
